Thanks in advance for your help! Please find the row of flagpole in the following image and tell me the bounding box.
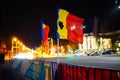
[41,7,85,63]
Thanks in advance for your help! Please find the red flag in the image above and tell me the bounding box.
[57,8,84,44]
[67,13,84,44]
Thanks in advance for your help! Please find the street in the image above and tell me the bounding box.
[42,56,120,70]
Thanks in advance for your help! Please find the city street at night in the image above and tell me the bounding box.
[0,0,120,80]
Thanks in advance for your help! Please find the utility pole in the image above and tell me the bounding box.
[93,16,99,54]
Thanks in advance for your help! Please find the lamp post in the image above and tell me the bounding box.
[12,37,17,55]
[16,41,20,54]
[11,37,22,55]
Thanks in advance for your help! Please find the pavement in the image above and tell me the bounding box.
[0,63,25,80]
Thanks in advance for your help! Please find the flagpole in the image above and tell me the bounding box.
[40,20,43,59]
[41,41,44,59]
[57,38,60,63]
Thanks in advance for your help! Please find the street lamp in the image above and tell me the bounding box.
[11,37,21,55]
[12,37,17,54]
[118,5,120,9]
[16,41,20,53]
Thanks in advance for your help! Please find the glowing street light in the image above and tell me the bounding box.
[118,5,120,9]
[13,37,17,42]
[12,37,17,54]
[11,37,21,55]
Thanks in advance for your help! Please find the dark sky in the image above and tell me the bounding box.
[0,0,120,48]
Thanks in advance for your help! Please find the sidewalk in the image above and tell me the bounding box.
[0,64,26,80]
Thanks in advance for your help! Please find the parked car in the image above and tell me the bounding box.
[73,52,87,56]
[89,51,99,56]
[102,50,112,55]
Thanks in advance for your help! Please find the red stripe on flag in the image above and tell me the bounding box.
[95,69,102,80]
[67,13,84,44]
[103,69,110,80]
[89,68,95,80]
[77,67,82,80]
[69,65,73,80]
[112,71,120,80]
[73,66,77,80]
[67,65,70,80]
[43,24,50,46]
[61,64,64,80]
[63,64,67,80]
[81,67,87,80]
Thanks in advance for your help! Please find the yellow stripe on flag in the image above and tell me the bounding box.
[45,67,49,80]
[57,9,69,39]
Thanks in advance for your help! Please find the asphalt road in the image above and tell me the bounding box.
[41,56,120,71]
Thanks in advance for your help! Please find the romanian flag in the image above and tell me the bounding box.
[41,20,50,46]
[57,8,84,44]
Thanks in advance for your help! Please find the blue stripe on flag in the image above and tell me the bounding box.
[40,20,44,41]
[56,6,60,39]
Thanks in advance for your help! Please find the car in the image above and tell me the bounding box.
[102,50,112,55]
[89,51,99,56]
[73,52,87,56]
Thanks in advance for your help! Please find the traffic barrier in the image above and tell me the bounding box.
[10,59,46,80]
[10,59,120,80]
[25,60,46,80]
[44,62,52,80]
[10,58,22,69]
[11,59,32,74]
[20,60,32,75]
[54,63,120,80]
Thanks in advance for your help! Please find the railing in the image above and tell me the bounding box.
[10,59,120,80]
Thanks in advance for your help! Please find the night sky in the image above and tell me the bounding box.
[0,0,120,48]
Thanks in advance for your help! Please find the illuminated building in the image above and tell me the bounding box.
[79,30,120,51]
